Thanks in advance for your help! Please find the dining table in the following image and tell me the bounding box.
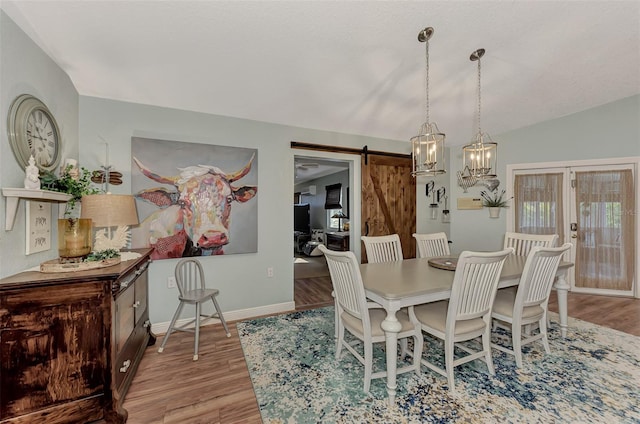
[359,254,574,406]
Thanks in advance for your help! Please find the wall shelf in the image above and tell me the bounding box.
[2,188,71,231]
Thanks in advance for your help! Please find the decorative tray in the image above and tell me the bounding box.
[427,256,457,271]
[40,257,121,273]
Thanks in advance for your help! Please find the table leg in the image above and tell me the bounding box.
[380,308,401,406]
[554,272,570,338]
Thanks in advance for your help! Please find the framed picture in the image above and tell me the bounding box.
[26,201,52,255]
[131,137,258,260]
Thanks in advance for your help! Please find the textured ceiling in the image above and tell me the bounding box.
[3,1,639,148]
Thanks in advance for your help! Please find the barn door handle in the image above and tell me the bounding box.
[364,221,369,236]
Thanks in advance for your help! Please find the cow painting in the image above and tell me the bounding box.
[132,154,257,260]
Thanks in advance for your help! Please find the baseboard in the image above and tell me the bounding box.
[152,301,296,335]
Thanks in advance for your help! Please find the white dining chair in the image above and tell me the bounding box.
[413,232,450,258]
[361,234,403,263]
[319,245,422,393]
[409,248,513,392]
[503,232,558,256]
[360,233,411,357]
[158,258,231,361]
[491,243,571,367]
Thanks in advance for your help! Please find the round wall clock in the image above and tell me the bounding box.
[7,94,62,172]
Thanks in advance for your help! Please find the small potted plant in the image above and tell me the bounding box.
[40,164,101,217]
[480,189,510,218]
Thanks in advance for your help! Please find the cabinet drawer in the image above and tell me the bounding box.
[134,271,148,325]
[115,285,135,355]
[115,323,147,391]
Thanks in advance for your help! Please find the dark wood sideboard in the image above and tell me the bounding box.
[326,232,350,251]
[0,249,154,423]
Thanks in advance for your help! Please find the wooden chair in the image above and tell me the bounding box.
[361,234,403,263]
[409,248,513,391]
[491,244,571,367]
[319,245,422,393]
[158,258,231,361]
[413,232,450,258]
[503,232,558,256]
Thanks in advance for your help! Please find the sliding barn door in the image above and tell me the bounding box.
[361,153,416,262]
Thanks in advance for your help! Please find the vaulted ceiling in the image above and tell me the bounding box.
[3,1,639,148]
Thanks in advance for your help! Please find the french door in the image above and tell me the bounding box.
[510,161,636,296]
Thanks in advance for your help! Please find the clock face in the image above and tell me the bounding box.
[7,94,62,172]
[26,109,59,168]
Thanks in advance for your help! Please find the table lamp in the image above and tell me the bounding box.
[81,193,140,261]
[331,211,347,232]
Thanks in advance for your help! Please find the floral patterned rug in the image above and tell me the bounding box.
[238,307,640,423]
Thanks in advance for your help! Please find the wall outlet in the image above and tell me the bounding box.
[267,267,274,278]
[167,276,177,288]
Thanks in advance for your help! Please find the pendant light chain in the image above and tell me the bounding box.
[476,56,482,135]
[425,36,430,125]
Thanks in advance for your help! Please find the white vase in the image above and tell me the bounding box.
[488,207,501,218]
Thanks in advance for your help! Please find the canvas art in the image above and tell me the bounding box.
[131,137,258,260]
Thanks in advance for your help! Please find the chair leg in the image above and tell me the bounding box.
[158,302,184,353]
[512,323,523,368]
[193,302,201,361]
[400,338,409,359]
[412,331,423,375]
[363,340,373,393]
[335,317,345,360]
[445,338,455,392]
[482,326,495,376]
[539,317,551,354]
[211,295,231,337]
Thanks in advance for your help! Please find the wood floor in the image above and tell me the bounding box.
[123,276,639,423]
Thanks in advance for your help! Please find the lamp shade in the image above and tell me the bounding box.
[331,211,347,219]
[80,194,139,227]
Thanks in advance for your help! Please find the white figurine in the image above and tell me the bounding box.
[24,155,40,189]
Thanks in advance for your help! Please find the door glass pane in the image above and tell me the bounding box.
[574,169,635,291]
[514,173,564,242]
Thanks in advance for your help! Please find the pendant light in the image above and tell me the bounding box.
[462,48,497,180]
[411,27,446,177]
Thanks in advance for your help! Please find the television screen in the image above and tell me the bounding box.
[294,204,310,234]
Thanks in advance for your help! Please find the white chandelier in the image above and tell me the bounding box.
[411,27,446,177]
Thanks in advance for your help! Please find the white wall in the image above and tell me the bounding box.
[448,95,640,253]
[78,96,406,325]
[0,11,79,278]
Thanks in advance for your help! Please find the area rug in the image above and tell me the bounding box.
[238,307,640,423]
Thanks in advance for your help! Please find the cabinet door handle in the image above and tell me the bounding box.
[120,359,131,373]
[143,319,151,328]
[132,300,141,308]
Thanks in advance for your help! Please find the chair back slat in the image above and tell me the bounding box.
[518,244,572,308]
[504,232,558,256]
[449,249,513,324]
[361,234,403,263]
[175,258,206,297]
[319,246,369,324]
[413,232,450,258]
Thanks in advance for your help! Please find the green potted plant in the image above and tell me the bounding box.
[480,189,510,218]
[40,164,101,217]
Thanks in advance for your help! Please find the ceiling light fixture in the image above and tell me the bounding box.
[462,48,497,180]
[411,27,446,177]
